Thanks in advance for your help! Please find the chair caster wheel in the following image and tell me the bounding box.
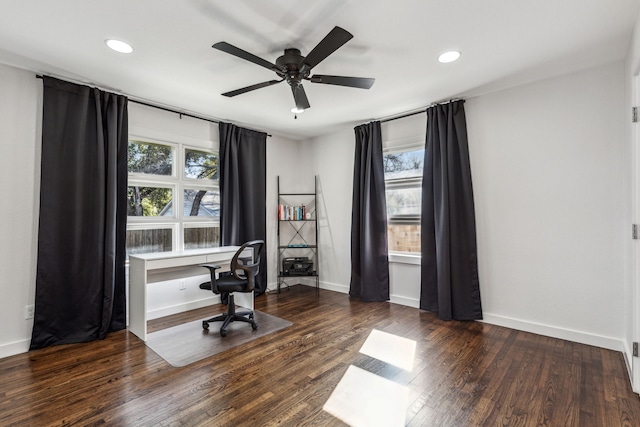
[220,329,227,337]
[251,322,258,330]
[202,321,209,330]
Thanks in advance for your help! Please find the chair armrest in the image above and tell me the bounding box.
[200,264,222,294]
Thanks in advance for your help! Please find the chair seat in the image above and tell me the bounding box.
[216,276,252,293]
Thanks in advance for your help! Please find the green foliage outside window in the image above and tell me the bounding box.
[128,140,172,175]
[185,149,218,180]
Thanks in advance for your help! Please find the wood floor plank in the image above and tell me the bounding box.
[1,285,640,426]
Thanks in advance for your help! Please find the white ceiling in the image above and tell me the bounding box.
[0,0,639,139]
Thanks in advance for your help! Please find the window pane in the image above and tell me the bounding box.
[127,186,173,216]
[128,140,173,175]
[383,149,424,180]
[185,149,218,180]
[183,189,219,217]
[184,226,220,250]
[126,228,173,257]
[386,187,421,216]
[388,224,421,253]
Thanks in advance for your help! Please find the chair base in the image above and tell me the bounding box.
[202,294,258,337]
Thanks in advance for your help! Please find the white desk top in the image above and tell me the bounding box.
[129,246,240,262]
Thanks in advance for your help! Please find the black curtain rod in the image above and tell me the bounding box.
[130,99,220,124]
[377,98,464,124]
[36,75,271,137]
[130,99,272,137]
[379,109,426,124]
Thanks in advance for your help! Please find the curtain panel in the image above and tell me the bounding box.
[350,121,390,302]
[420,100,482,320]
[30,77,128,350]
[219,122,268,295]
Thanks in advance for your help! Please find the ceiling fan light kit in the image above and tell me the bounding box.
[212,26,375,112]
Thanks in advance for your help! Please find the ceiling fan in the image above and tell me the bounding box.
[212,26,375,111]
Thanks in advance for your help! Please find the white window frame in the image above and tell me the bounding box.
[127,136,219,254]
[383,143,424,256]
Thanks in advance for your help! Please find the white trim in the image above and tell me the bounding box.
[389,294,420,308]
[317,280,350,294]
[0,339,30,359]
[381,136,425,153]
[481,313,625,352]
[622,340,635,392]
[310,280,418,310]
[389,252,421,265]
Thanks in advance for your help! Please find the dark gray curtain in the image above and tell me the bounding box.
[219,122,267,294]
[350,121,390,301]
[30,77,128,350]
[420,100,482,320]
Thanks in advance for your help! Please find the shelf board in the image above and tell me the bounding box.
[279,219,316,222]
[279,193,315,196]
[278,245,317,249]
[278,272,318,277]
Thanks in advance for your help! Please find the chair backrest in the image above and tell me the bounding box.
[231,240,264,291]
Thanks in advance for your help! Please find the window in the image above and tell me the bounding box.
[126,139,219,257]
[383,148,424,253]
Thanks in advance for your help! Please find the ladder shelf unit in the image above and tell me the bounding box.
[277,176,319,293]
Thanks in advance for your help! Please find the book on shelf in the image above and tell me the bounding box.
[278,204,308,221]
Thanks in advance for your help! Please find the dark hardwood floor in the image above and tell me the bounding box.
[1,285,639,426]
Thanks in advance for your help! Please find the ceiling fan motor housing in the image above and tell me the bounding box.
[276,48,310,86]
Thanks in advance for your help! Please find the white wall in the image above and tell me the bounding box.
[303,131,354,293]
[306,62,628,352]
[469,62,626,351]
[0,64,40,357]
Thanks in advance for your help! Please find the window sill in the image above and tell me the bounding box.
[388,252,421,265]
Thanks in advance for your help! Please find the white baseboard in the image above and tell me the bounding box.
[0,339,30,359]
[312,280,421,308]
[318,280,349,293]
[621,340,635,391]
[481,312,625,352]
[389,294,420,308]
[147,295,220,320]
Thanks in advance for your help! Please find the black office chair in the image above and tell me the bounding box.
[199,240,264,337]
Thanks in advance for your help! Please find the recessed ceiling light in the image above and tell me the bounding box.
[106,39,133,54]
[438,51,461,63]
[291,107,305,114]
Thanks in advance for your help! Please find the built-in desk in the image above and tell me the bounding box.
[129,246,244,341]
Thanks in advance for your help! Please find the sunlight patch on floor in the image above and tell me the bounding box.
[322,365,409,427]
[359,328,416,371]
[322,329,417,425]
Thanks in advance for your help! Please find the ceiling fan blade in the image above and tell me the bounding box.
[310,75,375,89]
[222,79,283,97]
[300,26,353,70]
[213,42,277,72]
[291,85,311,110]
